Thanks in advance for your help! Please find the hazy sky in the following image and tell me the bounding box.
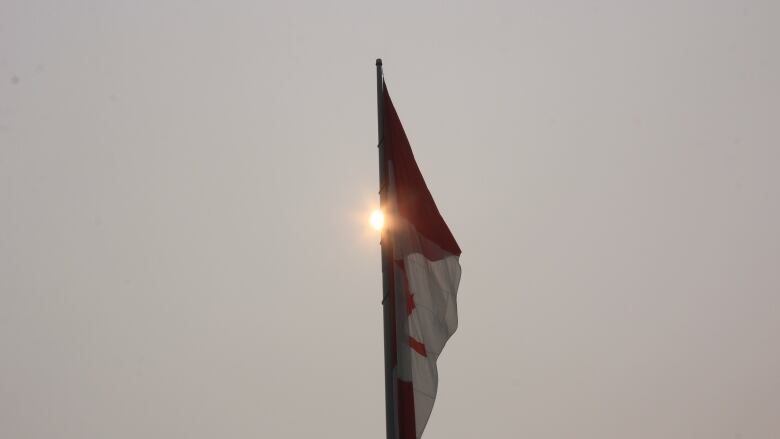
[2,1,779,438]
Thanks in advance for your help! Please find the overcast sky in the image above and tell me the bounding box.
[2,1,779,438]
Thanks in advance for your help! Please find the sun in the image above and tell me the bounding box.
[370,209,385,230]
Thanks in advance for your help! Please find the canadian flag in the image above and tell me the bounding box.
[381,83,462,439]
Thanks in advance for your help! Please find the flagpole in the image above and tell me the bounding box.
[377,58,398,439]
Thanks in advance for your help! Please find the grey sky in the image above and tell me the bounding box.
[2,1,779,438]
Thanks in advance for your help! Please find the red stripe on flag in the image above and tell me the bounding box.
[398,379,417,439]
[383,85,462,259]
[388,246,398,367]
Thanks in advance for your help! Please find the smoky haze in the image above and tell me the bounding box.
[2,1,779,438]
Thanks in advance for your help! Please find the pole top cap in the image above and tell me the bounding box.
[376,58,382,66]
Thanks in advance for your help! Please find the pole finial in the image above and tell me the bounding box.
[376,58,383,66]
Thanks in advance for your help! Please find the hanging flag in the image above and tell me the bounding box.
[381,83,462,439]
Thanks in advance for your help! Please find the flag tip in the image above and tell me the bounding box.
[376,58,382,66]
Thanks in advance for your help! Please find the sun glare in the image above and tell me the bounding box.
[370,209,384,230]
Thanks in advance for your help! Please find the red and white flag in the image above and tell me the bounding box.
[382,84,462,439]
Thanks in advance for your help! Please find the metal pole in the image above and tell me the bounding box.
[377,58,397,439]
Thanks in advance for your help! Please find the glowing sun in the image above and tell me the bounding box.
[370,209,385,230]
